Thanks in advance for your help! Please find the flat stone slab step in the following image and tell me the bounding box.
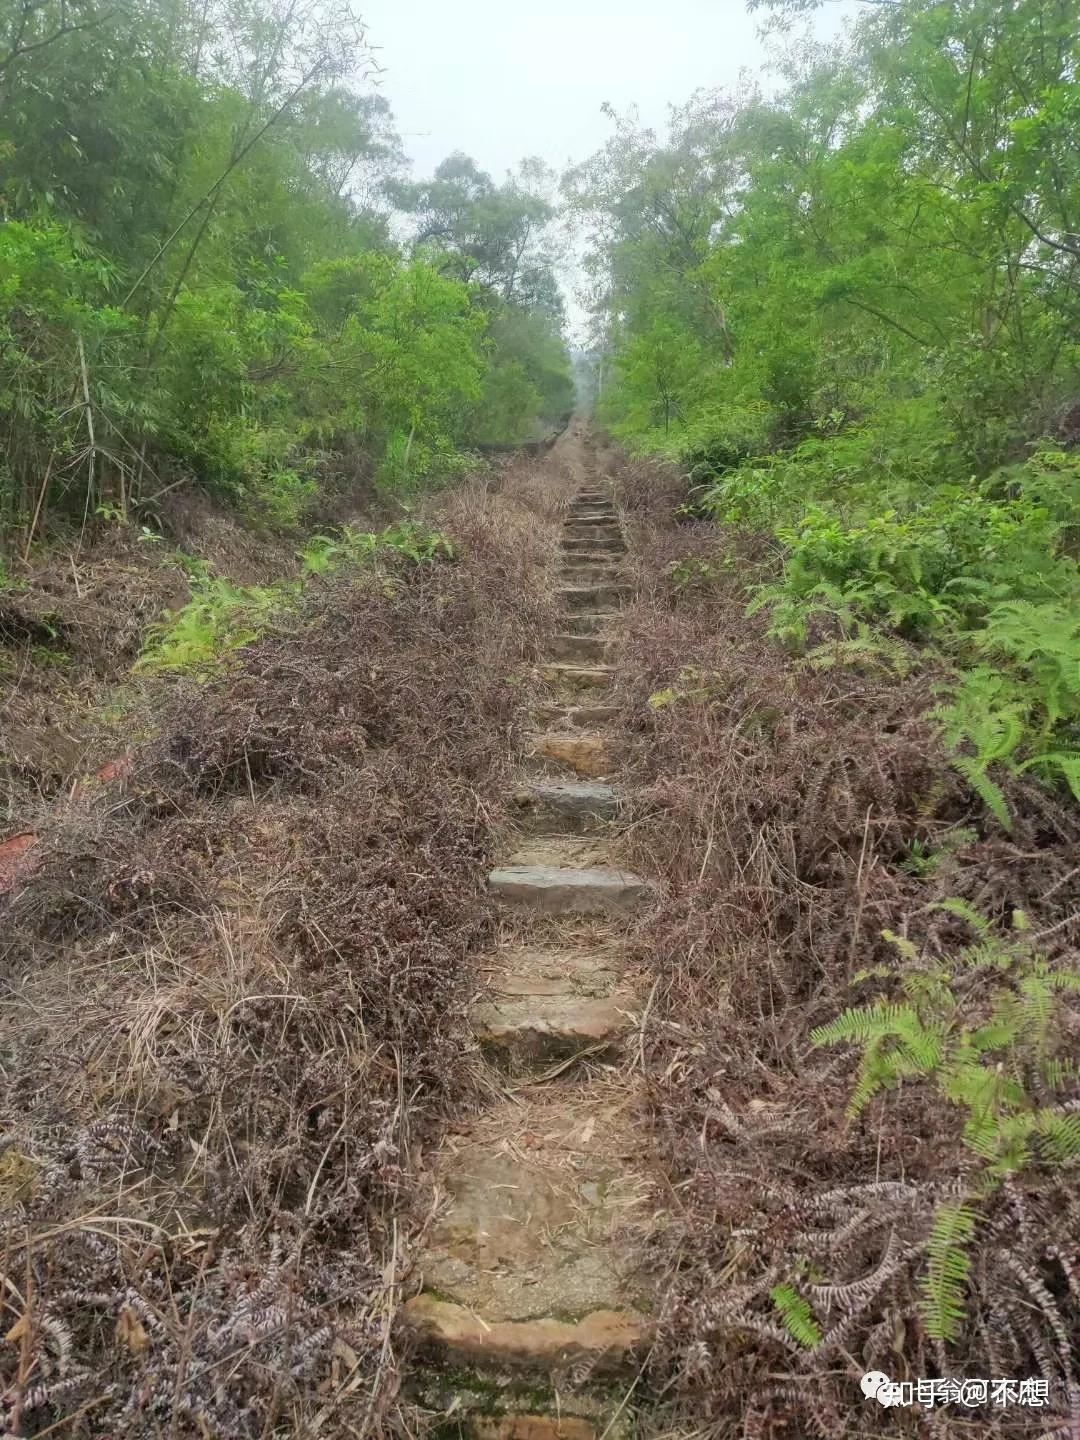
[562,536,624,553]
[535,701,619,727]
[565,513,619,525]
[558,613,611,635]
[559,566,623,588]
[546,633,608,663]
[474,992,633,1067]
[559,584,630,612]
[489,865,648,915]
[403,1297,646,1376]
[560,550,623,567]
[514,778,619,824]
[472,1418,600,1440]
[538,661,615,691]
[530,731,610,777]
[404,1093,649,1372]
[563,530,622,546]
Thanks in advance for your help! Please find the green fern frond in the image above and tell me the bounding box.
[810,1003,913,1049]
[931,899,991,935]
[1018,974,1055,1050]
[1044,1058,1078,1089]
[770,1284,822,1348]
[921,1202,978,1342]
[1035,1110,1080,1165]
[951,756,1013,831]
[882,927,921,962]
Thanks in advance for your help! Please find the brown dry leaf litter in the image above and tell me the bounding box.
[0,462,576,1438]
[607,452,1080,1439]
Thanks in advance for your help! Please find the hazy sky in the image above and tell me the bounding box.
[357,0,858,336]
[359,0,857,183]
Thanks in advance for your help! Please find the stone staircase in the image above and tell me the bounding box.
[402,485,651,1436]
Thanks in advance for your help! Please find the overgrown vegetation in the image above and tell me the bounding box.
[136,521,454,671]
[0,0,572,551]
[565,0,1080,819]
[607,451,1080,1437]
[0,462,570,1435]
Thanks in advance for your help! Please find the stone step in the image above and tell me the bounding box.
[403,1298,646,1377]
[566,513,618,526]
[403,1094,649,1378]
[558,613,611,636]
[513,778,619,827]
[530,731,610,777]
[546,633,608,664]
[560,550,622,569]
[559,564,622,586]
[474,991,632,1068]
[563,526,622,543]
[562,535,624,554]
[472,1418,600,1439]
[537,661,615,691]
[489,865,648,915]
[535,701,619,728]
[559,584,630,613]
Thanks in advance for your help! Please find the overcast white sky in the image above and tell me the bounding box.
[357,0,859,335]
[360,0,856,180]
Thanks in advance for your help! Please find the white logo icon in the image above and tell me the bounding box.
[861,1371,900,1406]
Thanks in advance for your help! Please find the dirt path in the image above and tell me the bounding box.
[402,425,652,1435]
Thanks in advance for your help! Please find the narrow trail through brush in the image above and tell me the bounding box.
[400,421,653,1435]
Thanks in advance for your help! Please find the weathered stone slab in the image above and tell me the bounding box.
[562,535,624,553]
[530,731,610,776]
[560,550,622,568]
[535,701,619,727]
[558,565,622,587]
[402,1297,647,1375]
[473,1417,598,1440]
[563,532,622,549]
[558,612,610,635]
[558,584,630,612]
[489,865,648,915]
[522,778,618,819]
[546,633,608,663]
[474,992,632,1066]
[537,662,615,691]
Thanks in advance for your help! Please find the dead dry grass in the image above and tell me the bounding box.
[0,459,575,1437]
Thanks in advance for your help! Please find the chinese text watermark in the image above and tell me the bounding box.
[861,1371,1050,1409]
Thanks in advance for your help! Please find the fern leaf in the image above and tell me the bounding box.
[921,1201,978,1342]
[951,756,1013,831]
[1035,1111,1080,1165]
[770,1284,822,1348]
